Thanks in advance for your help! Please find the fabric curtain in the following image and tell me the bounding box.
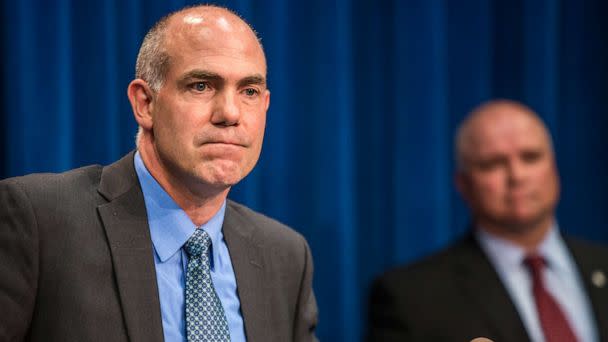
[2,1,607,340]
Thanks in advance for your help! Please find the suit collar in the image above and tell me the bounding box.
[453,234,531,342]
[98,151,140,201]
[97,151,164,342]
[222,201,269,340]
[565,238,608,341]
[455,232,608,342]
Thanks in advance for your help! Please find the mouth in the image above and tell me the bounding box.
[507,192,535,204]
[199,142,248,157]
[202,141,247,148]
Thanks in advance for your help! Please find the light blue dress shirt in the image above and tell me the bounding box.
[134,152,246,342]
[476,224,597,342]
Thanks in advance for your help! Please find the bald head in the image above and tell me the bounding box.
[135,5,265,92]
[455,100,554,171]
[127,4,271,211]
[453,100,560,248]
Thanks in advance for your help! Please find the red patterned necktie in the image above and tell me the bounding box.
[523,254,578,342]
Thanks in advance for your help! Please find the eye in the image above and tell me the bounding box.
[243,88,259,97]
[476,158,503,172]
[191,82,209,92]
[521,150,542,163]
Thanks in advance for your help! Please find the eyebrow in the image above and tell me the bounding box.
[180,70,266,88]
[237,75,266,88]
[180,70,223,83]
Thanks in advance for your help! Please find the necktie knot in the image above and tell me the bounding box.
[523,254,546,276]
[184,229,212,258]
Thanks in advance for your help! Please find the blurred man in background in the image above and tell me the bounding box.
[0,5,317,341]
[368,100,608,341]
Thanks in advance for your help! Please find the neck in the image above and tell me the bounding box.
[476,216,554,252]
[138,140,230,226]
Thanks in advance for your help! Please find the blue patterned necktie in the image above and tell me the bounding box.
[184,229,231,342]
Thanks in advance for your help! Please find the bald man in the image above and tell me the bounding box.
[368,100,608,342]
[0,5,317,342]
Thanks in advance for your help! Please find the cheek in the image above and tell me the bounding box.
[157,116,188,151]
[474,173,506,201]
[240,113,266,170]
[157,106,202,145]
[246,124,266,166]
[537,165,559,198]
[253,120,266,144]
[245,108,267,145]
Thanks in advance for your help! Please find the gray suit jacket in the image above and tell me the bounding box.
[368,233,608,342]
[0,152,318,342]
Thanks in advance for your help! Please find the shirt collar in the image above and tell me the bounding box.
[134,151,227,263]
[537,224,571,275]
[476,226,526,272]
[475,221,568,273]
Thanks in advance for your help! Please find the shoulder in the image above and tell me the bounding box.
[564,235,608,273]
[0,165,105,251]
[1,165,103,194]
[565,236,608,255]
[0,165,103,204]
[367,238,479,336]
[375,237,476,291]
[368,235,490,332]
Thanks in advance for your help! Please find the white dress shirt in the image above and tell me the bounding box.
[476,224,598,342]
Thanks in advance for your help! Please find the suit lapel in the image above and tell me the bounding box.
[454,235,531,342]
[97,152,164,342]
[222,202,269,341]
[566,239,608,341]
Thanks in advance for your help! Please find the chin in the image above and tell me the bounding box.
[194,158,256,186]
[193,168,239,186]
[196,168,243,188]
[502,213,549,232]
[205,175,241,187]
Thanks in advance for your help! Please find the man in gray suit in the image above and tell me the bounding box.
[0,5,317,342]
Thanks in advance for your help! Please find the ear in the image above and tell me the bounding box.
[263,89,270,112]
[127,79,155,130]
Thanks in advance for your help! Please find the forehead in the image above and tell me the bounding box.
[465,108,551,157]
[164,9,266,77]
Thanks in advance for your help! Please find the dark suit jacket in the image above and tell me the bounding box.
[0,152,318,342]
[368,233,608,342]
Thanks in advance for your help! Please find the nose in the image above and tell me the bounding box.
[211,89,240,126]
[507,159,526,186]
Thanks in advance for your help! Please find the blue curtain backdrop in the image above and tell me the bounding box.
[2,0,607,340]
